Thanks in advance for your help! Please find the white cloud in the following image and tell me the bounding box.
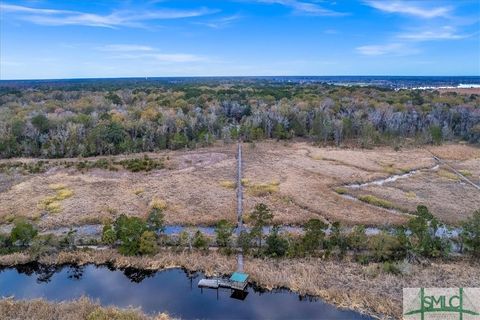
[0,3,73,15]
[98,44,155,52]
[365,1,451,18]
[196,14,243,29]
[149,53,204,63]
[111,53,206,63]
[254,0,347,16]
[398,27,469,41]
[0,3,217,28]
[97,44,205,63]
[356,43,419,56]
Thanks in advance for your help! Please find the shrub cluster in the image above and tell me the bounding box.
[2,204,479,269]
[231,204,479,268]
[101,207,166,256]
[0,219,80,255]
[76,155,164,172]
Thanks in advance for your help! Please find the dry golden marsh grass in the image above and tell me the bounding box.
[0,296,171,320]
[0,249,478,319]
[0,141,479,228]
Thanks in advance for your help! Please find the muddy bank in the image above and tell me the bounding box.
[0,249,478,319]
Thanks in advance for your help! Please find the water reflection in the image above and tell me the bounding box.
[122,267,156,283]
[67,265,85,280]
[0,264,373,320]
[4,263,157,284]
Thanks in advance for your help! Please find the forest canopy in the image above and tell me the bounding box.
[0,80,478,158]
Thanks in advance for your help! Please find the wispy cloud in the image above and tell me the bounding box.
[195,14,243,29]
[0,4,73,15]
[113,53,205,63]
[0,3,217,28]
[254,0,347,16]
[148,53,205,63]
[356,43,419,56]
[365,1,452,19]
[98,44,155,52]
[98,44,205,63]
[398,26,471,41]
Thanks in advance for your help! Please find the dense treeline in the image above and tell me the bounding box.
[0,81,478,158]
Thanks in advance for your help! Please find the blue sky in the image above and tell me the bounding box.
[1,0,479,79]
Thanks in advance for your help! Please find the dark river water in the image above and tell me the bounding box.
[0,264,373,319]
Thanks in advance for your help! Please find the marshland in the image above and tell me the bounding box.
[0,79,479,319]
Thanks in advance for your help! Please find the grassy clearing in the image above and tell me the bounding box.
[459,169,473,177]
[437,169,460,181]
[246,181,280,197]
[1,213,16,224]
[334,187,348,195]
[382,164,397,174]
[0,297,170,320]
[39,198,62,213]
[358,195,396,210]
[2,142,476,229]
[149,198,167,210]
[133,188,145,195]
[219,180,236,189]
[56,188,74,200]
[38,184,74,214]
[405,191,416,199]
[48,183,67,191]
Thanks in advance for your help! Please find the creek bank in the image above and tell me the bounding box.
[0,263,371,320]
[0,249,478,319]
[0,297,170,320]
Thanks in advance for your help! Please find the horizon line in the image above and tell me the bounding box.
[1,75,480,82]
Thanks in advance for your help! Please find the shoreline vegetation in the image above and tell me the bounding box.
[1,249,479,319]
[1,205,479,319]
[0,296,171,320]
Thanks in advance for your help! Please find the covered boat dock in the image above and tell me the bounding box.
[198,272,249,291]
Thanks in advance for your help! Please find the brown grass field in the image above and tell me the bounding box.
[0,141,479,229]
[437,87,480,95]
[1,141,479,319]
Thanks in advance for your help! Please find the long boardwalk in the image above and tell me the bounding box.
[236,142,244,272]
[236,142,243,235]
[198,143,246,287]
[431,154,480,191]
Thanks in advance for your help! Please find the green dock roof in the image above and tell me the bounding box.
[230,272,248,283]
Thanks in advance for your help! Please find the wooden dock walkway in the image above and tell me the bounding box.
[236,142,244,235]
[198,143,249,292]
